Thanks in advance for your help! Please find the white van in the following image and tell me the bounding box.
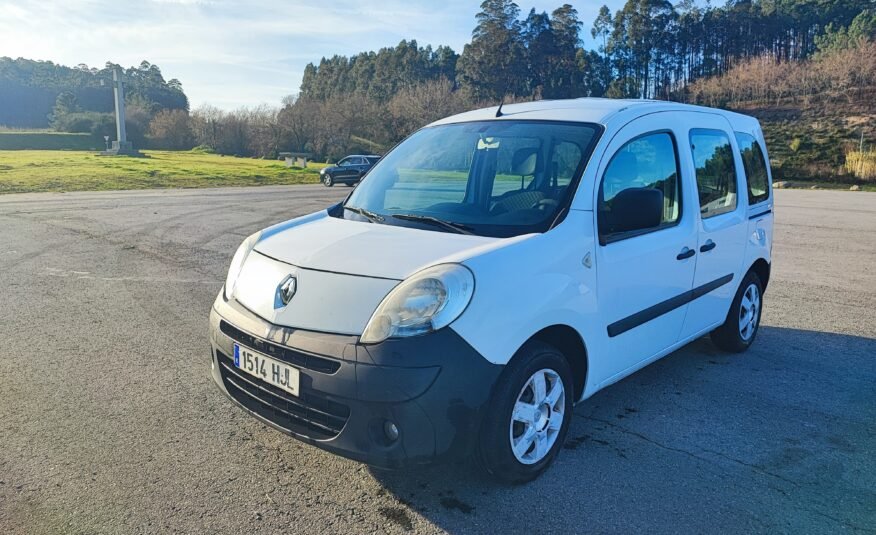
[209,98,774,483]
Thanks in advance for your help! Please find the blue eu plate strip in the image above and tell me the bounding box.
[233,344,240,367]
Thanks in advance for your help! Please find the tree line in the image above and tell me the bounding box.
[297,1,872,102]
[191,0,872,160]
[0,58,188,137]
[2,1,872,161]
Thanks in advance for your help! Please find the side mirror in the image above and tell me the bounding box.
[605,187,663,234]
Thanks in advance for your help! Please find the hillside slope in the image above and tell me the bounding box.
[735,89,875,182]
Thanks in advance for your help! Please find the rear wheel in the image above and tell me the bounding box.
[323,174,334,187]
[711,271,763,352]
[477,341,573,484]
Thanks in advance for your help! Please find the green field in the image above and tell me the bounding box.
[0,131,102,151]
[0,150,325,194]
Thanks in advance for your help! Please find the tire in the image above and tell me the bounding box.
[345,181,355,187]
[323,174,333,187]
[710,270,763,353]
[477,341,573,484]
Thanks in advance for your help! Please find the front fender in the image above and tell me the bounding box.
[451,210,600,373]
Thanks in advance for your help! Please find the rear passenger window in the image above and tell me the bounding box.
[690,129,737,218]
[734,132,770,205]
[597,132,681,242]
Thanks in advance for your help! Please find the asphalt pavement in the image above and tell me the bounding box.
[0,186,874,534]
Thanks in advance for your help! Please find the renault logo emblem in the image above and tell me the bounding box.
[277,275,297,306]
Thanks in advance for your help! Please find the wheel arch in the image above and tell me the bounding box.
[527,325,589,402]
[748,257,771,291]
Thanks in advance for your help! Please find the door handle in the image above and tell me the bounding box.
[677,247,695,260]
[700,240,716,253]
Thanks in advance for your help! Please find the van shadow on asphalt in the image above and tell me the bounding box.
[368,327,876,533]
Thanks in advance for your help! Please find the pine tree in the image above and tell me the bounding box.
[456,0,526,99]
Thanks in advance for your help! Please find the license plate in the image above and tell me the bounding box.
[233,343,300,396]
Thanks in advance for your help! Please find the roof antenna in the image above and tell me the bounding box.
[496,96,505,118]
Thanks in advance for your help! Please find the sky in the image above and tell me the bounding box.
[0,0,625,110]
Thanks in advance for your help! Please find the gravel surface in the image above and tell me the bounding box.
[1,186,874,534]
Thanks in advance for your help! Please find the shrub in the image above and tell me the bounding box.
[147,109,195,150]
[89,113,116,140]
[53,111,112,134]
[845,149,876,181]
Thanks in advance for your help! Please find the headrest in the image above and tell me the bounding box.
[511,148,540,176]
[607,187,663,233]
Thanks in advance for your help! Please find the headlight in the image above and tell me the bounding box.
[319,168,326,175]
[224,232,261,300]
[360,264,474,344]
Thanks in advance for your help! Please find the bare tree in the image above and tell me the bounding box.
[387,78,470,139]
[147,109,194,150]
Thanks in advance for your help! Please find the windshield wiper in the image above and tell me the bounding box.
[391,214,474,235]
[343,205,384,223]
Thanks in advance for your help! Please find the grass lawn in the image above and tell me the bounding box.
[2,149,872,195]
[0,150,325,194]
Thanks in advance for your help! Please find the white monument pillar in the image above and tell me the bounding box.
[113,69,127,145]
[101,68,138,155]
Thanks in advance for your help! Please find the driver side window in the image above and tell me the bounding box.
[597,132,681,244]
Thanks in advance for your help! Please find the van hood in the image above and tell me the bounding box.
[253,210,516,280]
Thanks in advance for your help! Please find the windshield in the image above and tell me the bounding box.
[340,120,600,238]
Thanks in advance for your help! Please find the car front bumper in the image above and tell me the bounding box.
[209,293,502,469]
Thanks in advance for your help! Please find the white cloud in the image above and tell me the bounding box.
[0,0,625,109]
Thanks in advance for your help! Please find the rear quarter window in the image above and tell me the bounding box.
[734,132,770,205]
[690,129,738,218]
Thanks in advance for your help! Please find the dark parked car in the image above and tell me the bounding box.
[320,155,381,187]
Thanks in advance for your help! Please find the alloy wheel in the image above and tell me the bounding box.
[738,283,760,341]
[509,368,565,465]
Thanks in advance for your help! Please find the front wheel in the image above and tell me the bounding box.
[323,174,334,187]
[477,341,573,484]
[711,271,763,352]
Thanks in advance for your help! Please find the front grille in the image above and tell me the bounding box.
[219,320,341,374]
[217,350,350,439]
